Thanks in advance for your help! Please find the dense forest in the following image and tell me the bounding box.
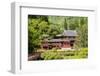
[28,15,88,54]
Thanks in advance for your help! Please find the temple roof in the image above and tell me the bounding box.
[62,30,77,36]
[47,39,70,42]
[42,30,77,43]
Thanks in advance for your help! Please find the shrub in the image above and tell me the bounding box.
[41,51,63,60]
[40,48,88,60]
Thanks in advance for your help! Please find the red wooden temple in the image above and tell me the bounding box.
[41,30,77,50]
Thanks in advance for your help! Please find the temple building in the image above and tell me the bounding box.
[41,30,78,50]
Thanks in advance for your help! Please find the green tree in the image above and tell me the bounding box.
[28,16,49,54]
[74,17,88,48]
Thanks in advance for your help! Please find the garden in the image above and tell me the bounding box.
[41,48,88,60]
[28,15,88,61]
[28,48,88,60]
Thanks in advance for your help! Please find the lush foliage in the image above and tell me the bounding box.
[40,48,88,60]
[28,15,88,54]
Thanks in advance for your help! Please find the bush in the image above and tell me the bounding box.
[77,48,88,58]
[40,48,88,60]
[41,51,63,60]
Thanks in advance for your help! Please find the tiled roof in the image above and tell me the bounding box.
[46,39,70,42]
[62,30,77,36]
